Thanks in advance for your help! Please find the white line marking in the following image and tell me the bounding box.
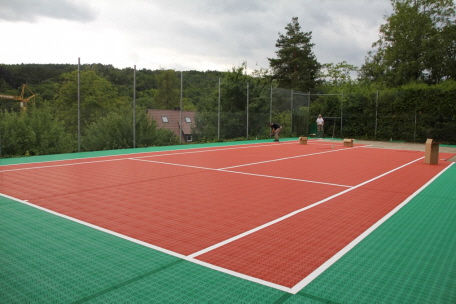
[0,158,127,173]
[0,141,285,168]
[218,146,364,170]
[0,141,295,172]
[219,169,352,188]
[290,161,455,294]
[129,158,351,187]
[130,158,215,171]
[1,154,443,295]
[186,258,293,293]
[131,141,297,160]
[0,193,187,260]
[188,156,425,259]
[0,192,293,293]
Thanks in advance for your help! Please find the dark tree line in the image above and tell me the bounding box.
[1,0,456,157]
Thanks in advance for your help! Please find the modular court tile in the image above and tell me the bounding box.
[0,196,286,303]
[196,159,452,287]
[299,165,456,304]
[1,139,455,303]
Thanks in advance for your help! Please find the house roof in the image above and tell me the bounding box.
[147,109,195,138]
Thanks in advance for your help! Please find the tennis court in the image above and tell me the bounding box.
[1,138,456,303]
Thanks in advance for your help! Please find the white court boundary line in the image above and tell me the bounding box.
[219,145,364,170]
[0,192,292,293]
[2,143,435,295]
[0,141,299,172]
[290,161,455,294]
[188,156,424,259]
[0,155,433,294]
[131,158,352,188]
[0,158,129,173]
[0,140,297,169]
[0,140,354,178]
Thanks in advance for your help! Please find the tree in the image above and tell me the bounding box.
[0,104,74,157]
[54,70,126,133]
[194,64,271,140]
[319,61,359,87]
[155,70,179,109]
[268,17,321,92]
[360,0,456,86]
[82,106,179,151]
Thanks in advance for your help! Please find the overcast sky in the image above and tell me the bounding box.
[0,0,392,72]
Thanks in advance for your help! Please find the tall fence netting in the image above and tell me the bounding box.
[1,71,455,158]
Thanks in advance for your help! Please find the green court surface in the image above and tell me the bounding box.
[1,140,455,303]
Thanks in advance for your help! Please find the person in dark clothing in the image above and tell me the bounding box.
[268,123,282,142]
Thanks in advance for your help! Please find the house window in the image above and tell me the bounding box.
[185,117,192,123]
[186,135,193,142]
[161,116,169,123]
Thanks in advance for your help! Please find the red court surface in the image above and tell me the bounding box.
[1,141,454,291]
[196,160,450,288]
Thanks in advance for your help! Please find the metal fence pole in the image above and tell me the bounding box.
[375,90,378,139]
[133,65,136,148]
[246,82,249,138]
[218,77,221,141]
[291,89,293,135]
[340,91,344,136]
[180,71,183,144]
[307,92,311,136]
[414,107,417,142]
[77,57,81,152]
[270,86,273,123]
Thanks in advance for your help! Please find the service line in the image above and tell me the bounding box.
[129,158,352,188]
[188,156,425,260]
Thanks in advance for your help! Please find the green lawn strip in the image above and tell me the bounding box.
[0,138,296,166]
[83,260,286,303]
[297,165,456,303]
[0,197,288,303]
[0,198,178,303]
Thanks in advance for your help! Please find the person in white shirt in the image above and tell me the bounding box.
[316,114,324,138]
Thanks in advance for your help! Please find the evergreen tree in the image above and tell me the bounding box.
[155,70,179,109]
[268,17,321,92]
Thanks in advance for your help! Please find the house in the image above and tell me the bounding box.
[147,109,196,142]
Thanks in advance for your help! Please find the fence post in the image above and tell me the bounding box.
[218,77,221,141]
[291,89,293,135]
[180,71,183,144]
[270,86,272,123]
[307,92,311,136]
[133,65,136,148]
[414,107,417,142]
[375,90,378,139]
[77,57,81,152]
[246,82,249,138]
[340,91,344,136]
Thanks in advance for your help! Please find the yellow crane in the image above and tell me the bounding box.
[0,84,36,111]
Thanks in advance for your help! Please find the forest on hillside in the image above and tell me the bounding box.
[1,0,456,157]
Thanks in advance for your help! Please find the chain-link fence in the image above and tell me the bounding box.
[1,68,455,158]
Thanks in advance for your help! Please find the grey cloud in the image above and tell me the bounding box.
[0,0,97,22]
